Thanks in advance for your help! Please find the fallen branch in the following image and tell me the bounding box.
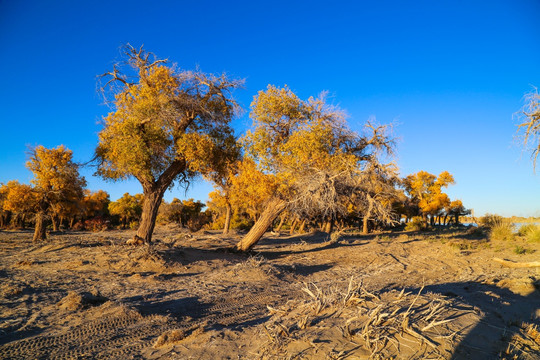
[493,258,540,268]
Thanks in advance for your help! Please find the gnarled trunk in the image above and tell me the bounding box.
[223,201,232,235]
[236,198,287,251]
[324,219,334,234]
[33,211,47,241]
[134,188,166,243]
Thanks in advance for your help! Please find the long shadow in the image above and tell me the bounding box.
[255,238,370,260]
[135,295,211,320]
[133,293,274,330]
[405,281,539,359]
[275,263,334,276]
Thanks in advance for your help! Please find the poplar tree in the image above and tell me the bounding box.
[27,145,86,241]
[95,45,241,243]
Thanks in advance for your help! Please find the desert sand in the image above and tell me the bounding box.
[1,226,539,359]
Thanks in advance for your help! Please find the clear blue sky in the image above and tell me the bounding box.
[1,0,539,217]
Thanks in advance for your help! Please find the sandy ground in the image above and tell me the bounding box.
[0,225,539,359]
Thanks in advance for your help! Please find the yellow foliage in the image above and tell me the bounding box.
[26,145,86,215]
[3,181,37,214]
[109,193,143,224]
[241,85,393,220]
[96,46,241,187]
[229,158,278,220]
[82,190,110,218]
[403,171,455,217]
[27,145,86,196]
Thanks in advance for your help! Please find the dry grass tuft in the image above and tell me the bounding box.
[153,323,207,348]
[153,329,186,348]
[503,323,540,359]
[489,220,515,241]
[56,289,107,311]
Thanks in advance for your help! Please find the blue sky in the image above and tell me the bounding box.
[1,0,539,216]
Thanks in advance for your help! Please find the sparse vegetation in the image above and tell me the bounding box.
[514,245,534,255]
[489,219,515,241]
[518,224,540,243]
[0,39,538,360]
[405,216,426,231]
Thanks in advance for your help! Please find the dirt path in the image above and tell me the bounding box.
[1,227,539,359]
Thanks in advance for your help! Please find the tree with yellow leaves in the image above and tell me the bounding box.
[82,190,110,219]
[2,181,37,228]
[109,193,143,229]
[95,45,242,244]
[235,85,394,251]
[403,170,455,226]
[27,145,86,241]
[445,199,471,225]
[202,132,241,234]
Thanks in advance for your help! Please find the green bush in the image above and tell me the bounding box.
[405,216,426,231]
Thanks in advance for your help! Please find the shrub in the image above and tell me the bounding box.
[513,245,533,255]
[84,217,110,232]
[72,221,85,231]
[405,216,426,231]
[520,224,540,243]
[478,214,504,228]
[489,220,515,241]
[517,223,537,236]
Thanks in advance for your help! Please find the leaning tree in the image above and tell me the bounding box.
[95,45,242,244]
[235,85,394,251]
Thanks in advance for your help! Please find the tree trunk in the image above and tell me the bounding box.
[362,217,369,234]
[33,211,47,241]
[274,214,286,232]
[70,217,75,229]
[289,218,298,235]
[324,220,334,234]
[298,219,306,233]
[363,198,374,235]
[52,214,59,232]
[19,214,26,229]
[223,201,232,235]
[134,188,166,244]
[454,214,460,225]
[236,198,287,251]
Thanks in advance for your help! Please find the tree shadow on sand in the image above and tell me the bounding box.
[407,281,539,359]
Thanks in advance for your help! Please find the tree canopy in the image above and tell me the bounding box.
[403,170,455,225]
[236,85,395,250]
[95,44,242,243]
